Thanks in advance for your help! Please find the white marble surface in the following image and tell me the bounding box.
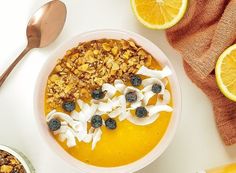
[0,0,236,173]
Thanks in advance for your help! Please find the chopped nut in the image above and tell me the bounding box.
[102,43,111,51]
[146,55,152,66]
[112,62,119,70]
[93,50,99,55]
[66,62,72,69]
[55,65,63,72]
[128,40,137,49]
[111,47,118,55]
[50,74,59,82]
[78,64,89,71]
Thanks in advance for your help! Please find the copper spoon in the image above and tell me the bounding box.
[0,0,67,87]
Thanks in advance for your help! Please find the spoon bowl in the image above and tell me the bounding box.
[0,0,67,87]
[27,0,67,48]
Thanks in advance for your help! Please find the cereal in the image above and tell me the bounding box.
[0,150,26,173]
[46,39,153,109]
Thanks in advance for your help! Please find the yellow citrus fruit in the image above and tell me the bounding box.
[216,44,236,102]
[131,0,188,29]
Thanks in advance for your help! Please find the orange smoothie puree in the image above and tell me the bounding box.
[44,57,173,167]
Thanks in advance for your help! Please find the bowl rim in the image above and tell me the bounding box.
[33,29,181,173]
[0,145,34,173]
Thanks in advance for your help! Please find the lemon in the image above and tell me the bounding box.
[216,44,236,102]
[131,0,188,29]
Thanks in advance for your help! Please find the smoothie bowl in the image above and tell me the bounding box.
[34,29,181,173]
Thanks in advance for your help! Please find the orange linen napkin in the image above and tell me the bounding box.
[166,0,236,145]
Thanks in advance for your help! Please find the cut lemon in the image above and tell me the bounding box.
[131,0,188,29]
[216,44,236,102]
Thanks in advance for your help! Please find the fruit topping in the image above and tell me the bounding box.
[48,118,61,131]
[62,101,76,112]
[105,118,117,130]
[130,75,142,87]
[91,115,103,128]
[151,83,162,94]
[91,88,105,100]
[135,106,148,118]
[125,92,138,103]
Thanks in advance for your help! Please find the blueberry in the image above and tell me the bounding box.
[48,118,61,131]
[91,115,103,128]
[152,84,162,94]
[91,88,105,100]
[62,101,76,112]
[105,118,117,130]
[125,92,137,103]
[135,106,148,118]
[130,75,142,87]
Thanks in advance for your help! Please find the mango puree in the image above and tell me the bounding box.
[44,58,173,167]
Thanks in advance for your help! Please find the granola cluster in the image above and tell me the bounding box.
[46,39,153,109]
[0,150,26,173]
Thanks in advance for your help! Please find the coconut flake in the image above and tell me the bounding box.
[53,125,68,135]
[102,83,117,98]
[76,128,88,142]
[82,127,94,143]
[71,111,86,122]
[98,101,113,112]
[92,128,102,150]
[58,133,67,142]
[65,129,76,148]
[118,95,128,121]
[127,113,160,126]
[147,105,173,116]
[71,121,84,132]
[46,109,57,120]
[61,121,68,126]
[110,97,121,108]
[137,66,172,79]
[72,101,98,122]
[108,108,122,118]
[70,111,80,120]
[77,99,86,109]
[143,91,155,105]
[78,100,93,114]
[82,134,93,143]
[160,90,171,105]
[57,127,77,148]
[114,79,126,93]
[119,111,130,121]
[130,101,142,109]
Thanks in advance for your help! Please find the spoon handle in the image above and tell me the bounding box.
[0,46,32,87]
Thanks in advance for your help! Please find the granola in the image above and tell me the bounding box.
[46,39,153,109]
[0,150,26,173]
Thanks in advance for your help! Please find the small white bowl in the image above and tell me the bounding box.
[34,29,181,173]
[0,145,35,173]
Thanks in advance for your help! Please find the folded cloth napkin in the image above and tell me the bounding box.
[166,0,236,145]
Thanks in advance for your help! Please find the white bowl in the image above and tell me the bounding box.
[0,145,35,173]
[34,29,181,173]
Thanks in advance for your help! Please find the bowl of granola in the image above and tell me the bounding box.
[0,145,35,173]
[34,29,181,173]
